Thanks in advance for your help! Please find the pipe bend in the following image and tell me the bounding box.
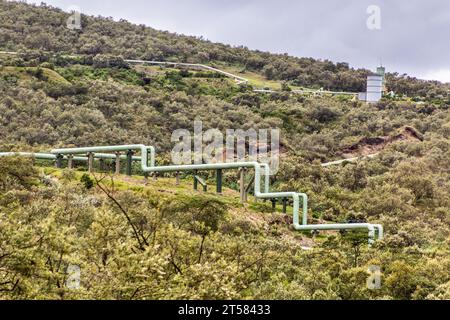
[7,145,383,244]
[293,222,377,244]
[50,145,155,169]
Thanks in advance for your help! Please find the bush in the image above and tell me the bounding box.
[163,195,228,236]
[0,157,38,192]
[80,173,94,190]
[93,54,128,69]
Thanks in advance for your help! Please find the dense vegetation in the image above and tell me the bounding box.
[0,1,449,300]
[1,0,449,98]
[0,159,449,300]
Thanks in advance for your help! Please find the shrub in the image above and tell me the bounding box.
[80,173,94,190]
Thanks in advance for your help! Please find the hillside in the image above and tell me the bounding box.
[1,159,449,300]
[1,0,449,99]
[0,1,449,300]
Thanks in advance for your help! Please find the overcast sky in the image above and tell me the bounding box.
[26,0,450,83]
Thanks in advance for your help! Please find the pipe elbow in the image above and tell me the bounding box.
[293,222,304,231]
[296,192,308,203]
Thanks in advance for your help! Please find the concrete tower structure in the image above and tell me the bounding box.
[358,66,386,103]
[366,75,383,102]
[376,66,386,92]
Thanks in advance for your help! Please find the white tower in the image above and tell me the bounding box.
[366,75,383,102]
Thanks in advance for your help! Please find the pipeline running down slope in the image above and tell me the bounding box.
[49,144,383,244]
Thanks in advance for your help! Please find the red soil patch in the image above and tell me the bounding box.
[342,126,423,157]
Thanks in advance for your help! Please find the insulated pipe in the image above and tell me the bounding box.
[321,154,379,167]
[52,145,269,192]
[0,152,87,161]
[250,166,382,243]
[0,152,141,162]
[135,158,381,240]
[143,160,381,242]
[125,59,249,84]
[50,145,382,243]
[92,153,142,161]
[51,145,155,167]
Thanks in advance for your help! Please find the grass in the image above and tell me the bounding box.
[220,65,283,90]
[215,63,303,91]
[37,165,319,247]
[56,65,145,85]
[43,166,296,217]
[0,66,70,85]
[132,62,301,91]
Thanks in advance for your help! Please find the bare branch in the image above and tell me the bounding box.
[93,174,148,250]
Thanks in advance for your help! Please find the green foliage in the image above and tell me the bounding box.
[0,161,448,300]
[163,195,228,236]
[92,54,128,69]
[0,157,38,191]
[0,0,449,301]
[80,173,94,190]
[26,66,47,81]
[1,1,448,97]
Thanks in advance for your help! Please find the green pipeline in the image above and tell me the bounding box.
[0,152,142,162]
[51,145,383,243]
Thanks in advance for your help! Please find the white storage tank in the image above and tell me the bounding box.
[366,75,383,102]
